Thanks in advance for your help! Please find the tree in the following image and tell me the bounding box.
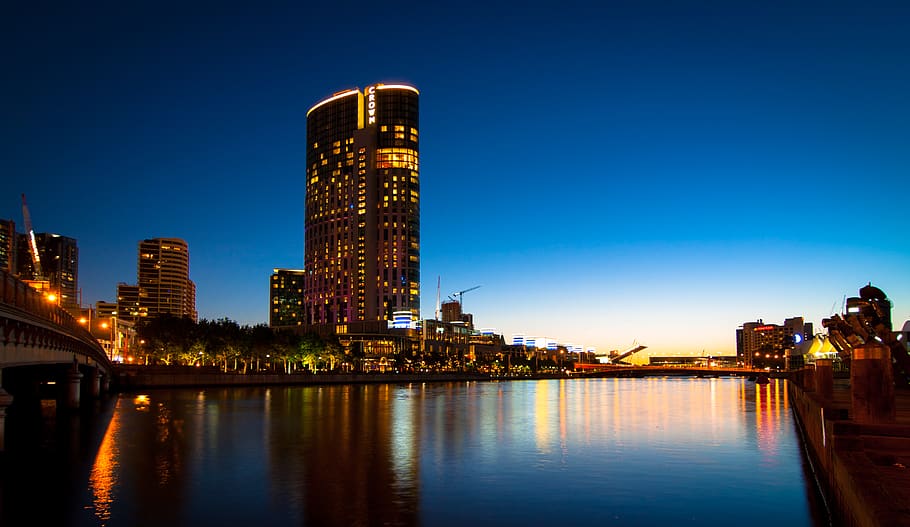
[323,335,344,372]
[137,315,196,365]
[247,324,275,374]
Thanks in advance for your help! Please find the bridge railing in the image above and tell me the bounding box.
[0,269,102,352]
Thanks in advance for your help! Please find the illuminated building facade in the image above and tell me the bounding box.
[441,300,473,329]
[13,230,79,308]
[35,233,79,309]
[270,268,306,327]
[0,219,14,273]
[127,238,197,321]
[305,83,420,325]
[116,283,143,321]
[738,317,810,369]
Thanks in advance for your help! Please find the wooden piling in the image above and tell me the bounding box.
[815,359,833,402]
[851,344,895,424]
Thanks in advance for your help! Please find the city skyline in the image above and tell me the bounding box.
[2,2,909,356]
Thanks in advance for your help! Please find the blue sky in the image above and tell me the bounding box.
[2,1,908,356]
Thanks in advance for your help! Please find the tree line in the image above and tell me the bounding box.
[135,316,345,373]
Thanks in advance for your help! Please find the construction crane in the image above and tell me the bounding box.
[448,285,481,311]
[21,193,42,279]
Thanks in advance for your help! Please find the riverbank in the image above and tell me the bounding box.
[111,365,785,390]
[111,365,569,390]
[789,376,910,527]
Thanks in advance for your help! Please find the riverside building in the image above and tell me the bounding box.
[0,219,14,273]
[270,268,306,327]
[15,231,79,309]
[304,83,420,327]
[118,238,196,322]
[737,317,812,369]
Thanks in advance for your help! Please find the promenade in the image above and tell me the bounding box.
[789,366,910,527]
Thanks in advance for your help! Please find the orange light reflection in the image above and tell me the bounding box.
[88,399,123,522]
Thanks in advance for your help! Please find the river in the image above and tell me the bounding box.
[0,377,830,526]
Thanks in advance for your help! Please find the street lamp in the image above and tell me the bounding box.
[98,320,119,361]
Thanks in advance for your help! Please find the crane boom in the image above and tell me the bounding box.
[451,285,481,311]
[21,193,42,278]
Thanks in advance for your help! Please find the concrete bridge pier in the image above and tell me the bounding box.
[89,368,102,399]
[65,361,84,411]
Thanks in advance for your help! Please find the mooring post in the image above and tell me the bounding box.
[802,366,816,393]
[851,344,895,424]
[815,359,833,402]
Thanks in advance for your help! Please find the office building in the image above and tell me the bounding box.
[304,83,420,325]
[270,268,306,327]
[35,233,79,308]
[120,238,196,321]
[738,317,810,369]
[13,230,79,308]
[116,283,143,322]
[0,219,14,273]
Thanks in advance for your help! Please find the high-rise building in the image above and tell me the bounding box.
[116,283,144,321]
[35,233,79,308]
[304,83,420,325]
[0,219,14,273]
[15,233,35,279]
[129,238,197,321]
[270,268,306,327]
[14,230,79,308]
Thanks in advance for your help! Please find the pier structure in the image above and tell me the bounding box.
[790,282,910,527]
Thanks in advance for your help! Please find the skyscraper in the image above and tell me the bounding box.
[305,83,420,325]
[0,219,14,274]
[134,237,196,321]
[270,268,306,327]
[35,233,79,309]
[13,230,78,308]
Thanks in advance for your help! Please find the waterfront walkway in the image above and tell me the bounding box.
[790,373,910,527]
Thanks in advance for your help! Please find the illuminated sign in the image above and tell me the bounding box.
[390,310,415,329]
[755,325,776,331]
[366,86,377,125]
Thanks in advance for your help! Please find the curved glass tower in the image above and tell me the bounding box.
[305,83,419,325]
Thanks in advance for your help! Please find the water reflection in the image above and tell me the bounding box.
[4,377,823,527]
[88,399,122,523]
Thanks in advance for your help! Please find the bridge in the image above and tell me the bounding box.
[0,269,115,450]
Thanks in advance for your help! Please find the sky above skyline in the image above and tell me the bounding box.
[3,1,909,357]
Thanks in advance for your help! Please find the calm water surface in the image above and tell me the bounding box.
[1,377,828,526]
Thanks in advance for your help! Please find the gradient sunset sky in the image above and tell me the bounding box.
[3,1,908,357]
